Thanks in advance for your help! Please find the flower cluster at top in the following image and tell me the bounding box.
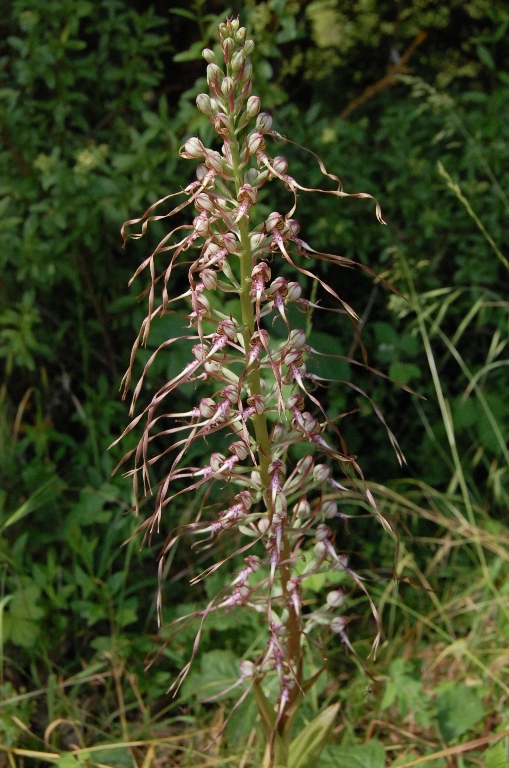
[116,17,395,714]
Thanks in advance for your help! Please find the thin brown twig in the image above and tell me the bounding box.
[366,719,435,747]
[339,31,427,120]
[393,727,509,767]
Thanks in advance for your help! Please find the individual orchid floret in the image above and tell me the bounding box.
[234,183,257,222]
[180,137,205,159]
[256,112,273,133]
[245,95,261,118]
[202,47,217,65]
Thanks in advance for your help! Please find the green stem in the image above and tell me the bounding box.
[229,136,272,493]
[229,119,303,745]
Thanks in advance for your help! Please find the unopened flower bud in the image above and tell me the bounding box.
[250,232,266,250]
[199,397,216,419]
[204,359,222,373]
[266,211,282,231]
[221,75,234,97]
[204,149,224,173]
[210,453,226,472]
[287,281,302,301]
[272,156,288,175]
[256,112,273,133]
[194,193,216,212]
[219,318,237,341]
[196,163,208,181]
[194,293,210,312]
[326,590,344,608]
[296,455,314,475]
[192,343,209,361]
[321,499,338,519]
[250,470,261,487]
[248,132,264,155]
[237,492,254,510]
[243,39,255,56]
[247,393,265,415]
[231,51,245,74]
[207,62,222,81]
[316,524,330,542]
[235,27,247,45]
[193,216,210,237]
[223,37,235,63]
[301,412,318,432]
[181,137,205,159]
[271,422,287,441]
[258,517,270,535]
[199,269,217,290]
[295,497,311,519]
[246,95,261,118]
[287,393,304,411]
[202,48,217,64]
[287,218,300,236]
[207,63,223,94]
[196,293,210,312]
[289,328,306,349]
[245,556,261,575]
[314,464,330,483]
[331,616,347,634]
[221,232,238,253]
[204,242,220,258]
[230,440,249,460]
[240,660,254,678]
[314,541,327,558]
[196,93,214,116]
[240,59,253,83]
[243,168,259,186]
[222,384,238,403]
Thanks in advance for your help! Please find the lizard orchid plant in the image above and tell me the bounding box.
[114,17,402,768]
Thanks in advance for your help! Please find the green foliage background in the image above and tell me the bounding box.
[1,0,509,764]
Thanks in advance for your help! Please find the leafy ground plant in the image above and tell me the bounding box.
[114,16,402,768]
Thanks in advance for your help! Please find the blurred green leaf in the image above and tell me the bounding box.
[289,703,340,768]
[388,361,421,385]
[477,44,495,70]
[182,649,241,702]
[436,685,484,742]
[321,740,385,768]
[381,659,433,727]
[2,579,44,648]
[54,753,91,768]
[484,739,508,768]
